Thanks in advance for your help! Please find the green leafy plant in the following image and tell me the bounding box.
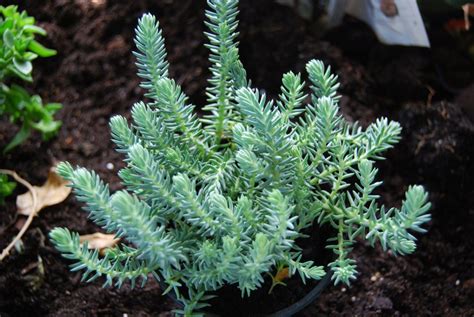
[0,5,61,152]
[50,0,431,314]
[0,173,15,204]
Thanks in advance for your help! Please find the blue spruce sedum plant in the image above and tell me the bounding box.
[50,0,431,314]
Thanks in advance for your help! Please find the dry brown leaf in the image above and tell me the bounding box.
[465,4,474,15]
[274,267,290,283]
[79,232,120,252]
[16,167,71,216]
[463,4,474,30]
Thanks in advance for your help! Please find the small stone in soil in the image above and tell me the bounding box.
[79,142,96,156]
[370,271,382,282]
[373,296,393,310]
[106,162,114,170]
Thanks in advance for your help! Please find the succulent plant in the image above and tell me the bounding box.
[50,0,431,315]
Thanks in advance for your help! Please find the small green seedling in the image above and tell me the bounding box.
[0,173,15,204]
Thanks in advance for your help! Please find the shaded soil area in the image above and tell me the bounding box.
[0,0,473,316]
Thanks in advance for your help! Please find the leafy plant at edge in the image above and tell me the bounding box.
[0,5,62,153]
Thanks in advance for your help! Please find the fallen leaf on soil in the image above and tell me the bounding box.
[464,3,474,15]
[462,4,474,30]
[16,167,71,216]
[79,232,120,253]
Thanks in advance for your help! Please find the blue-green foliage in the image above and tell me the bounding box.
[50,0,431,315]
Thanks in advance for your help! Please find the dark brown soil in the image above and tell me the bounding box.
[0,0,473,316]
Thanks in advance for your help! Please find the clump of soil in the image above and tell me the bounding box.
[0,0,473,316]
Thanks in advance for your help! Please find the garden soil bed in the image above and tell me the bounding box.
[1,0,473,316]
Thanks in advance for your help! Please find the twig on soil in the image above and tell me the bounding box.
[0,169,38,261]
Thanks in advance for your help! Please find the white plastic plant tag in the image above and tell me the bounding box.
[325,0,431,47]
[325,0,349,27]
